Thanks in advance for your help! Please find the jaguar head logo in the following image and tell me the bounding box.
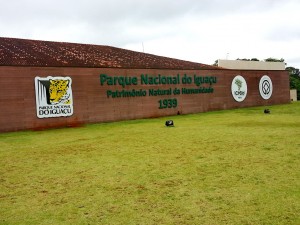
[49,79,70,104]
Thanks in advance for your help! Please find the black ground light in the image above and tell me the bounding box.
[165,120,174,127]
[264,109,270,114]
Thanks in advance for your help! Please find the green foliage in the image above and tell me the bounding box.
[235,57,285,62]
[236,58,251,61]
[286,66,300,76]
[286,66,300,99]
[264,57,285,62]
[236,58,260,61]
[290,75,300,99]
[1,103,300,225]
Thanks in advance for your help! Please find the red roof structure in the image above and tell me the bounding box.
[0,37,220,70]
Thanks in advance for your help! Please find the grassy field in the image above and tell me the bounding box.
[1,102,300,225]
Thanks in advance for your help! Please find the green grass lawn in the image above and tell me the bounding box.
[1,102,300,225]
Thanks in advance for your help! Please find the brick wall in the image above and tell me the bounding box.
[0,66,290,132]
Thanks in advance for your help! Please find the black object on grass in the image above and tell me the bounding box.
[165,120,174,127]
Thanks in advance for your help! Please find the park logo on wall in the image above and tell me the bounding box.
[259,75,273,100]
[231,75,247,102]
[34,76,73,118]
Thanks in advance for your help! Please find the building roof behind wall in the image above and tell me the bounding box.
[0,37,220,70]
[218,59,285,70]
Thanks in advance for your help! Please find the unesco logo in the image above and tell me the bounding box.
[259,75,273,100]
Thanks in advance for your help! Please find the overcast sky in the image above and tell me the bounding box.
[1,0,300,68]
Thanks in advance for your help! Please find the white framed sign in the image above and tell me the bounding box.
[231,75,247,102]
[35,76,73,118]
[259,75,273,100]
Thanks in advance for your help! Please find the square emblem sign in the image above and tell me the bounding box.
[35,76,73,118]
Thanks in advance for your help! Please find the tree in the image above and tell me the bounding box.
[236,58,260,61]
[286,66,300,76]
[264,57,285,62]
[236,58,250,61]
[286,66,300,100]
[212,60,218,66]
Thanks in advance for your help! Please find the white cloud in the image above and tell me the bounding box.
[1,0,300,68]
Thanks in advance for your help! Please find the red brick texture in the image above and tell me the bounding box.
[0,66,290,132]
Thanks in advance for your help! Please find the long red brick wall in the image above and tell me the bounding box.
[0,66,290,132]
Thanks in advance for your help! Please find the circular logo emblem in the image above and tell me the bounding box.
[231,75,247,102]
[259,75,273,99]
